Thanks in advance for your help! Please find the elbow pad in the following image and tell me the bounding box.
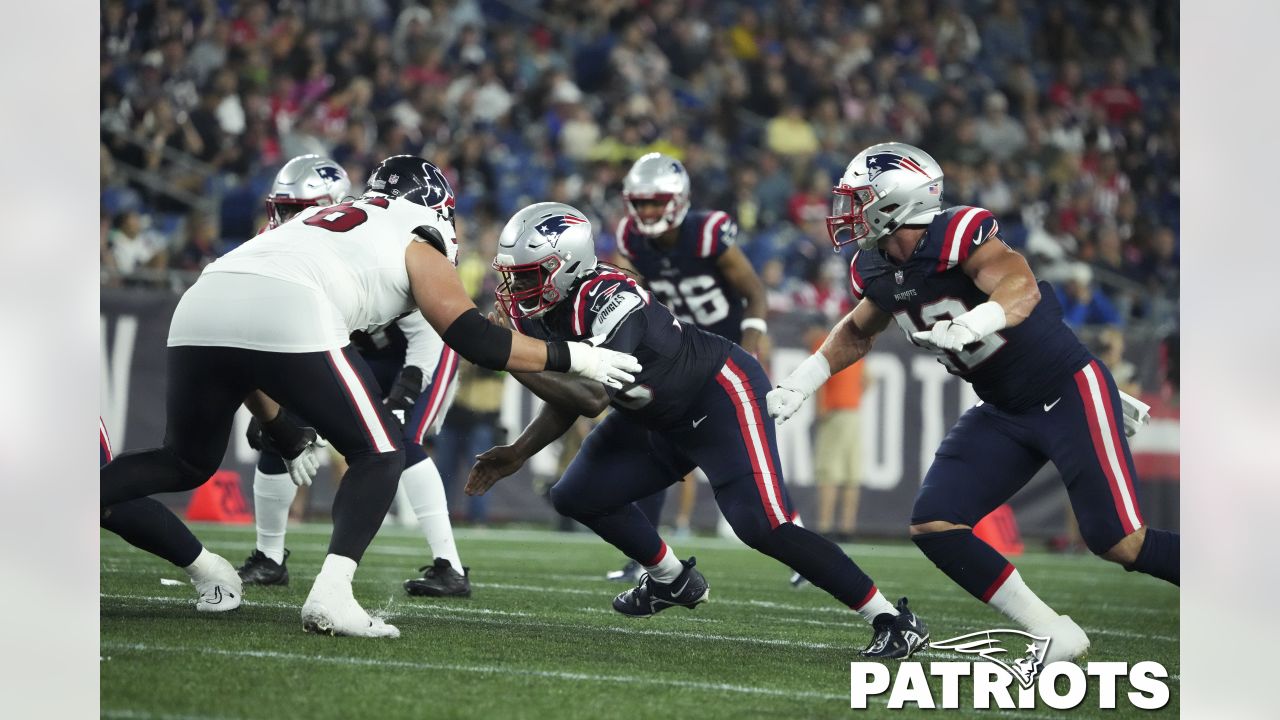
[442,308,513,371]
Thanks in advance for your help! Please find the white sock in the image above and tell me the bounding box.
[183,547,217,581]
[317,554,358,584]
[987,569,1060,631]
[392,483,416,527]
[400,459,463,571]
[643,543,685,584]
[854,589,898,624]
[253,469,296,564]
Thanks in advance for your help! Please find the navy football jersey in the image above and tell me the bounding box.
[851,206,1090,411]
[512,265,732,428]
[616,209,745,343]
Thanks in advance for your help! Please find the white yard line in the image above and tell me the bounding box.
[101,641,848,702]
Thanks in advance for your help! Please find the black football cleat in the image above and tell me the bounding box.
[612,556,710,617]
[404,558,472,598]
[606,558,645,583]
[236,549,289,586]
[861,597,929,659]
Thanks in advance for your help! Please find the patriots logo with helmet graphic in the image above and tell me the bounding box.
[930,630,1051,689]
[533,214,588,245]
[315,166,345,183]
[865,152,933,182]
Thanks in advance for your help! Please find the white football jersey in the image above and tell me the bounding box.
[168,196,450,353]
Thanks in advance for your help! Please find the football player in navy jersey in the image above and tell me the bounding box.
[466,202,929,659]
[767,142,1179,663]
[608,153,771,582]
[99,419,244,612]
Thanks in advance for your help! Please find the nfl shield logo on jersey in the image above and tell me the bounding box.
[895,270,905,285]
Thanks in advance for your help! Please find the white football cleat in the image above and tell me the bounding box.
[301,578,399,638]
[191,553,243,613]
[1041,614,1090,663]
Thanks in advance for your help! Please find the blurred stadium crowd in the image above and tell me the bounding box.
[100,0,1178,341]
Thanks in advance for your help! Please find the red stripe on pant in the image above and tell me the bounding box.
[981,563,1015,602]
[713,362,788,529]
[1073,362,1140,535]
[413,347,459,444]
[1091,360,1143,528]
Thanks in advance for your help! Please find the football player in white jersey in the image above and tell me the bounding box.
[100,155,641,638]
[237,155,473,598]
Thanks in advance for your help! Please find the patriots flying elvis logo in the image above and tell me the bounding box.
[865,152,932,182]
[315,166,344,183]
[930,629,1051,689]
[534,214,588,244]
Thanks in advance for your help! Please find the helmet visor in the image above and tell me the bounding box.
[825,185,876,250]
[266,196,326,229]
[493,255,563,319]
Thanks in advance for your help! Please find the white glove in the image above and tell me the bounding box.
[912,301,1007,352]
[1117,390,1151,438]
[766,353,832,425]
[913,319,980,352]
[284,430,328,487]
[566,338,641,389]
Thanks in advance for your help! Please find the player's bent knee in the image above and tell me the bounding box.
[909,520,970,537]
[1101,526,1146,565]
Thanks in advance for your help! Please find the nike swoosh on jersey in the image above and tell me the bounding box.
[692,415,708,428]
[1043,398,1061,412]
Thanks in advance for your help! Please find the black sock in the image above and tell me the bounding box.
[101,498,203,567]
[754,523,877,609]
[326,451,403,562]
[1127,528,1180,586]
[913,529,1014,601]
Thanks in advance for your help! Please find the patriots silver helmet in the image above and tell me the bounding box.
[493,202,599,320]
[827,142,944,251]
[265,154,352,229]
[622,152,691,237]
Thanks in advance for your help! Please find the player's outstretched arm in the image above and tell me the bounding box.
[464,402,579,496]
[767,299,889,424]
[717,245,770,356]
[485,309,611,417]
[912,240,1042,352]
[405,242,640,387]
[962,240,1041,328]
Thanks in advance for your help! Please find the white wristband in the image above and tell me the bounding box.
[741,317,768,334]
[780,352,832,398]
[953,301,1007,339]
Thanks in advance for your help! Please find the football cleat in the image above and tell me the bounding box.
[191,553,243,613]
[1041,614,1090,663]
[861,597,929,659]
[301,577,399,638]
[612,556,709,618]
[404,558,472,598]
[236,549,290,586]
[789,571,810,588]
[606,558,644,583]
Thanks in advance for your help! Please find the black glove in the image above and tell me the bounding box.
[385,365,424,426]
[246,416,266,451]
[255,411,313,460]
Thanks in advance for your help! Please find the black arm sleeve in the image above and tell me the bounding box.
[442,308,515,371]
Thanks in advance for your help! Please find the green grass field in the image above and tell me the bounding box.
[101,523,1178,719]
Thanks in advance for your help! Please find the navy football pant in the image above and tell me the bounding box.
[100,422,202,567]
[913,357,1146,555]
[552,347,883,609]
[101,344,404,562]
